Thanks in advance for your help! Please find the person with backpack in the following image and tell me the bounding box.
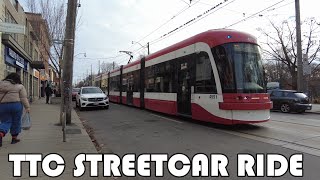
[0,73,30,147]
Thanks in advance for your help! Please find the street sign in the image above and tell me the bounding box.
[0,22,25,34]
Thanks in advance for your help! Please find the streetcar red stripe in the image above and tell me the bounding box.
[219,102,273,110]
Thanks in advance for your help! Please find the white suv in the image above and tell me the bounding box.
[76,86,109,111]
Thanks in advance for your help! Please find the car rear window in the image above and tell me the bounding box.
[82,88,102,94]
[271,91,282,97]
[294,93,307,98]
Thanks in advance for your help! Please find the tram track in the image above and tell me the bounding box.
[269,119,320,128]
[217,121,320,157]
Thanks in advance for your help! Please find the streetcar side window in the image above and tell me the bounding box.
[132,70,140,92]
[110,75,120,92]
[122,73,128,92]
[195,52,217,94]
[145,61,176,93]
[145,66,155,92]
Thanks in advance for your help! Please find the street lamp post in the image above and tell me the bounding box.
[74,52,86,58]
[132,41,150,55]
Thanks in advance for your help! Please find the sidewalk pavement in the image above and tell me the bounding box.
[0,99,107,179]
[306,104,320,114]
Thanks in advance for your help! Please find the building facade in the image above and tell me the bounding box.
[0,0,48,99]
[25,12,51,97]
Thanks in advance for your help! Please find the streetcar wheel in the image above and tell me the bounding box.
[280,103,290,113]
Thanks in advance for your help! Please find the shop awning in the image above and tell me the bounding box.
[30,61,45,69]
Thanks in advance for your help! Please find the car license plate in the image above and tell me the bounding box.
[307,107,311,110]
[94,102,99,105]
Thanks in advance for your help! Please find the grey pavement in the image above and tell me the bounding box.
[78,103,320,179]
[0,99,107,179]
[307,104,320,114]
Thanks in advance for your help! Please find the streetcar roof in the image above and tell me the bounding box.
[111,29,257,74]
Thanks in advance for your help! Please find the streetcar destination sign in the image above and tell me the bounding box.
[0,22,25,34]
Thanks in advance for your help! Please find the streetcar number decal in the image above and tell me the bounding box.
[209,95,217,99]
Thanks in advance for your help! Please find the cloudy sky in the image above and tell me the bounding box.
[20,0,319,84]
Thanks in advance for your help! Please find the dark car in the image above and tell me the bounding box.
[72,88,80,101]
[269,89,312,113]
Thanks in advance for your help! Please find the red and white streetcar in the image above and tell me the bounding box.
[108,29,272,125]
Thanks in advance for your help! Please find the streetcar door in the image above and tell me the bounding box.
[127,74,134,105]
[177,60,192,116]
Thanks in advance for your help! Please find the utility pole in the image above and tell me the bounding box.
[62,0,77,127]
[147,42,150,55]
[113,61,115,70]
[91,64,93,86]
[99,60,102,88]
[295,0,303,92]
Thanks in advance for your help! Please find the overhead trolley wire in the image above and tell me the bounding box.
[224,0,287,28]
[149,0,236,45]
[132,0,202,47]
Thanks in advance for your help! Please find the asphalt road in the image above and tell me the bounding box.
[76,103,320,179]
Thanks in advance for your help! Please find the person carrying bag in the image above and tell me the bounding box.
[0,73,30,147]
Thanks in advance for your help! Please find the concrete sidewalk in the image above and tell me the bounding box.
[0,99,105,179]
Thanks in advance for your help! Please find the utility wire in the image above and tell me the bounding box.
[132,0,202,47]
[150,0,236,45]
[224,0,286,28]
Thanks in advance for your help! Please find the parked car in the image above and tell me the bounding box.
[269,89,312,113]
[76,86,109,111]
[72,88,80,101]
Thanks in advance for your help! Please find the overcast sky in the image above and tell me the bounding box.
[20,0,319,83]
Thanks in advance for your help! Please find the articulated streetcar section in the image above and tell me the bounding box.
[108,29,272,125]
[66,29,319,179]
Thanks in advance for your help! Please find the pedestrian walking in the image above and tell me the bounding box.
[0,73,30,147]
[45,84,53,104]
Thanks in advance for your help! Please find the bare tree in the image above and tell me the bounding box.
[25,0,67,93]
[259,18,320,90]
[101,62,120,73]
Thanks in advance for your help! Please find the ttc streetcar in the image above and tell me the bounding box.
[107,29,272,125]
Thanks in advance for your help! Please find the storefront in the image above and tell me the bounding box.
[4,46,29,88]
[33,69,40,98]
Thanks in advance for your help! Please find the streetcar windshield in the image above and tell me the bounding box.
[212,43,265,93]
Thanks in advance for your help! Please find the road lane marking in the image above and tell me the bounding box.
[149,114,183,124]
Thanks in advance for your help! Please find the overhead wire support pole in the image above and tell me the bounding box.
[295,0,303,92]
[62,0,78,142]
[132,41,150,55]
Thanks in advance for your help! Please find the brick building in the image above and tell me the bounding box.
[25,12,51,97]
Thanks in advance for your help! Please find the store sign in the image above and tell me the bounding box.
[0,22,25,34]
[15,61,24,68]
[34,69,40,78]
[8,48,24,64]
[5,47,27,70]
